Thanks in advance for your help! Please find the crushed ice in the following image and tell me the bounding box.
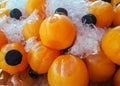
[25,37,38,52]
[0,10,39,45]
[0,15,25,44]
[0,0,108,57]
[46,0,107,57]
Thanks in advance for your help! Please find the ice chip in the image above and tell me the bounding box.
[25,10,40,24]
[25,37,38,52]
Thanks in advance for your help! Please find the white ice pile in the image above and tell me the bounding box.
[0,10,39,44]
[46,0,107,57]
[46,0,90,20]
[0,15,25,44]
[69,25,106,57]
[0,0,27,44]
[0,0,41,50]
